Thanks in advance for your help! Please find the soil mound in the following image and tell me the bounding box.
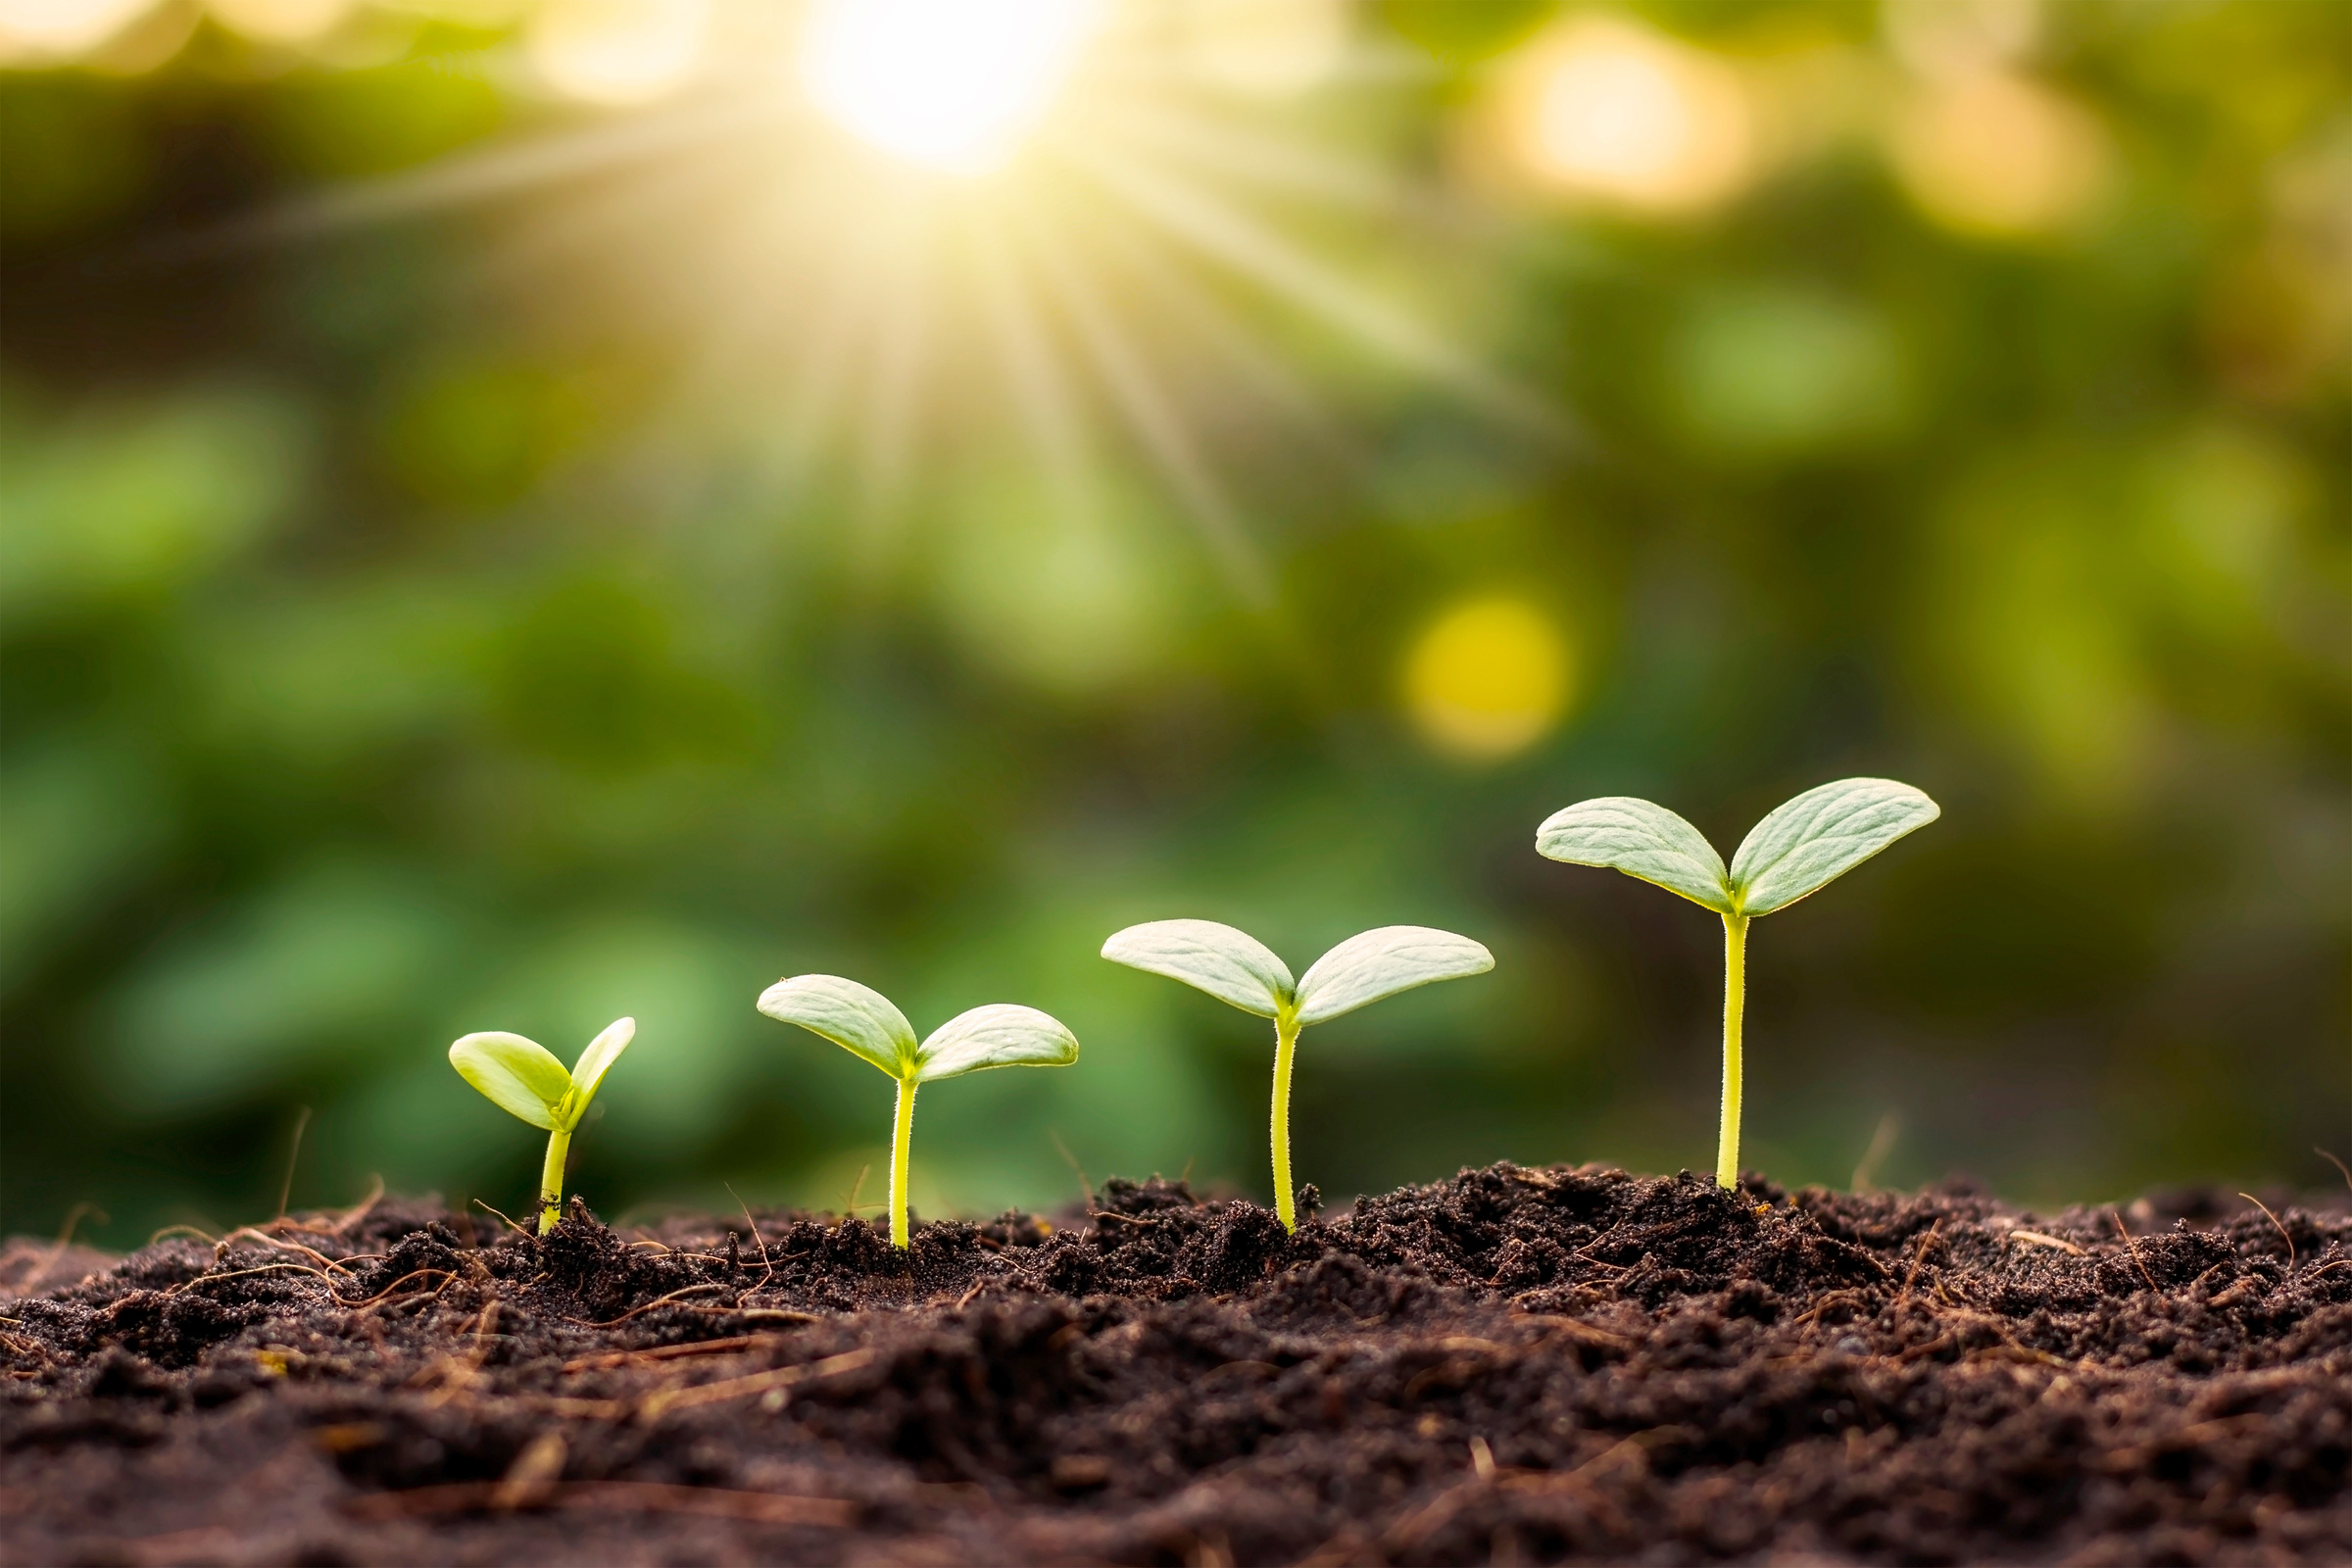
[4,1165,2347,1564]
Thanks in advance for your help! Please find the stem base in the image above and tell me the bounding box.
[1718,913,1747,1191]
[890,1077,916,1250]
[1271,1012,1299,1232]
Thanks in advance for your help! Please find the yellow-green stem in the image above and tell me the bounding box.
[1717,912,1748,1191]
[537,1126,570,1236]
[1270,1010,1299,1232]
[889,1076,916,1250]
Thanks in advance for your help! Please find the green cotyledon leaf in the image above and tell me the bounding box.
[1101,919,1295,1018]
[1535,796,1735,913]
[1728,778,1939,915]
[557,1015,635,1126]
[449,1031,571,1130]
[1292,926,1494,1026]
[757,973,919,1078]
[914,1004,1080,1081]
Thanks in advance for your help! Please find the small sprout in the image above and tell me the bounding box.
[756,975,1078,1250]
[448,1017,636,1236]
[1536,777,1938,1190]
[1101,921,1494,1233]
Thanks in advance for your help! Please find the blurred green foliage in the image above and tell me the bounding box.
[2,0,2345,1248]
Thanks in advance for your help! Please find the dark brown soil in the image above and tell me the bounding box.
[3,1165,2347,1566]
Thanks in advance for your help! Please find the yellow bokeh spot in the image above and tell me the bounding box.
[1402,596,1575,761]
[0,0,154,59]
[1480,16,1754,215]
[1889,72,2107,237]
[527,0,710,107]
[209,0,352,46]
[1883,0,2040,81]
[1184,0,1348,99]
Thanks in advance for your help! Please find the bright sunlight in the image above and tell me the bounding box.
[801,0,1100,175]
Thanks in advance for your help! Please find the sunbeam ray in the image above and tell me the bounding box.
[968,208,1092,523]
[130,0,1570,621]
[1013,212,1272,609]
[186,93,787,254]
[1086,209,1364,476]
[1095,98,1408,213]
[852,205,938,557]
[1069,144,1572,442]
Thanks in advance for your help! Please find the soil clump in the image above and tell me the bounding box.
[3,1164,2347,1565]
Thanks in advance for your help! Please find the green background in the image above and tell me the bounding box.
[3,0,2345,1249]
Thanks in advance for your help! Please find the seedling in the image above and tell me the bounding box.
[448,1017,636,1235]
[1536,777,1938,1190]
[757,975,1079,1249]
[1101,921,1494,1232]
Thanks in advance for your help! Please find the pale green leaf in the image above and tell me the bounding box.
[1101,919,1294,1018]
[449,1031,570,1130]
[1729,777,1940,916]
[1294,926,1494,1026]
[915,1004,1080,1082]
[566,1015,635,1114]
[1535,797,1734,913]
[757,974,918,1078]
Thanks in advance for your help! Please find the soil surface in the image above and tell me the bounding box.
[3,1165,2347,1566]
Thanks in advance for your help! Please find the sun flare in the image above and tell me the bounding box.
[801,0,1100,175]
[220,0,1559,632]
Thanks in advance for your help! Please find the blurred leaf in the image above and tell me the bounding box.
[0,77,146,242]
[107,863,462,1113]
[490,578,753,771]
[262,62,503,178]
[930,462,1198,696]
[377,359,594,509]
[0,389,303,616]
[0,733,168,989]
[1667,287,1912,456]
[1376,0,1549,67]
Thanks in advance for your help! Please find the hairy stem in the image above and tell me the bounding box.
[537,1126,571,1236]
[1718,912,1748,1191]
[889,1076,916,1250]
[1271,1010,1300,1232]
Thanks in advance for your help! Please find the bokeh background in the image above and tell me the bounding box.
[3,0,2345,1248]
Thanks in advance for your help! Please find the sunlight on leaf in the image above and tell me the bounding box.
[916,1003,1081,1081]
[1101,918,1295,1017]
[1729,778,1940,915]
[756,974,919,1078]
[448,1031,569,1130]
[1293,925,1494,1025]
[1535,797,1734,912]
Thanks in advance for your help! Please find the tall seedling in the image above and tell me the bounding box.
[449,1017,636,1235]
[1537,778,1938,1189]
[1102,922,1493,1232]
[757,976,1079,1249]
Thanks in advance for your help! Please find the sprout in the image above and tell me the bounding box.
[448,1016,636,1236]
[756,975,1079,1249]
[1101,921,1494,1232]
[1536,777,1938,1190]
